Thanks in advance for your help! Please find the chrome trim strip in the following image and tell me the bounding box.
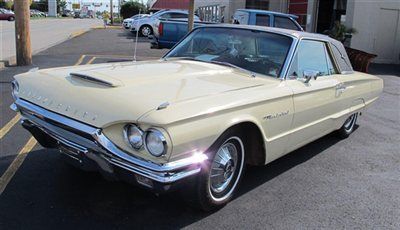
[14,99,207,184]
[281,37,299,80]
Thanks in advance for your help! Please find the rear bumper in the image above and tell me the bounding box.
[12,99,207,192]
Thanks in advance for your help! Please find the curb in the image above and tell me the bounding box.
[0,27,97,70]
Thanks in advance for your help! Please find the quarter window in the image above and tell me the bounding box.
[288,40,338,79]
[170,13,187,19]
[275,16,300,31]
[255,14,270,26]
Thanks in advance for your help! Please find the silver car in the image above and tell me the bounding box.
[130,9,200,36]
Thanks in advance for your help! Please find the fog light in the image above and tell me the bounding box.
[135,175,153,188]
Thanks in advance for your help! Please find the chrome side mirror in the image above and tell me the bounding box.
[302,70,320,83]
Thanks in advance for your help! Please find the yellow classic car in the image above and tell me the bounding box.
[11,25,383,211]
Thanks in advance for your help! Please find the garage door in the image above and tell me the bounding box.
[374,8,400,64]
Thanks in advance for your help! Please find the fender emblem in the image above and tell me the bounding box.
[263,110,289,120]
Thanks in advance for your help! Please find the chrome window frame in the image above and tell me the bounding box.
[283,37,341,80]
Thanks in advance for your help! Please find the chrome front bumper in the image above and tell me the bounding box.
[12,99,207,189]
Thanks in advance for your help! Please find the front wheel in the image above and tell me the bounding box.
[337,113,358,138]
[185,131,245,211]
[8,16,15,21]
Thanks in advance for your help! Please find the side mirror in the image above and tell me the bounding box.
[302,70,320,83]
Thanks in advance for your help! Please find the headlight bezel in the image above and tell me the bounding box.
[144,128,168,157]
[11,80,19,100]
[123,124,144,150]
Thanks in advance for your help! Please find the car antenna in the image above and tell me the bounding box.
[133,9,141,62]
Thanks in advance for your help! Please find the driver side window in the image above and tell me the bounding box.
[288,40,338,79]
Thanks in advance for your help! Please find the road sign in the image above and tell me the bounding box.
[72,3,80,9]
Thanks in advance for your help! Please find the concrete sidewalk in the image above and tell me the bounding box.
[0,18,102,66]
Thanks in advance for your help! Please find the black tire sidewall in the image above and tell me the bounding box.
[9,16,15,21]
[194,129,246,211]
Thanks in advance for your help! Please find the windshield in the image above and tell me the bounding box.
[165,27,293,78]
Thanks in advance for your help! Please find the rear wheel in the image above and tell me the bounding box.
[139,25,152,37]
[185,130,245,211]
[337,113,358,138]
[8,16,15,21]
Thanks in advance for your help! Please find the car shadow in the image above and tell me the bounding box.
[0,129,352,229]
[118,31,150,42]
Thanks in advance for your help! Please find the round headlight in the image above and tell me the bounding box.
[124,124,144,150]
[11,80,19,100]
[144,129,167,157]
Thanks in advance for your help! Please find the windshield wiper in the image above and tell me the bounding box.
[209,60,256,78]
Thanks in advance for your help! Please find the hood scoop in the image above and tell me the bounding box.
[70,72,122,87]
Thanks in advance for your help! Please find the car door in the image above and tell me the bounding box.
[0,9,5,20]
[285,39,342,153]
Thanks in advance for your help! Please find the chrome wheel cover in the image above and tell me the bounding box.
[141,26,151,36]
[344,114,357,132]
[208,136,244,202]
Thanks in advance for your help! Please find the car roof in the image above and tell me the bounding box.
[200,24,331,41]
[236,9,298,19]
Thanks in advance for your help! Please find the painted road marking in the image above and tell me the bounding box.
[0,137,37,195]
[74,55,86,65]
[86,57,96,65]
[0,54,87,193]
[0,114,21,140]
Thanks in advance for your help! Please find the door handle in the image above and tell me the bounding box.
[336,83,347,91]
[335,83,346,96]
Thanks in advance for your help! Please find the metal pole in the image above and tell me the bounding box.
[188,0,195,31]
[14,0,32,66]
[110,0,113,25]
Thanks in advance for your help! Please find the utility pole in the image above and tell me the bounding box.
[110,0,113,25]
[14,0,32,66]
[188,0,195,31]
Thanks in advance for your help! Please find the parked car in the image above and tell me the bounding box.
[30,9,47,17]
[0,8,15,21]
[150,19,212,49]
[11,25,383,211]
[232,9,303,31]
[150,10,301,49]
[130,9,200,36]
[123,14,149,29]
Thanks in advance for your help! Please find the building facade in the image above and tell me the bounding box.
[195,0,399,64]
[65,0,122,14]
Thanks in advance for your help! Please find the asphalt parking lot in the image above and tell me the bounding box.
[0,28,399,229]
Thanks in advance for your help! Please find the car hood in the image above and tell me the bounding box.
[15,60,269,128]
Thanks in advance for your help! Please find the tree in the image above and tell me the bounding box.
[0,0,14,10]
[120,1,147,19]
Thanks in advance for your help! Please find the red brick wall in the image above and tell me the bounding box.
[152,0,190,10]
[288,0,308,29]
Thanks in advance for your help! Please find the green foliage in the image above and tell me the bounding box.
[120,1,147,19]
[327,21,357,43]
[0,0,13,9]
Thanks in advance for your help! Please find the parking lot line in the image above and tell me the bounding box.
[0,114,21,140]
[0,137,37,195]
[74,55,86,65]
[86,57,96,65]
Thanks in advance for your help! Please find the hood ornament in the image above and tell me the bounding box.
[157,102,169,110]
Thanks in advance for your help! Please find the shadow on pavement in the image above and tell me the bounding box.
[0,130,345,229]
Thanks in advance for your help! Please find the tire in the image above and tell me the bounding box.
[139,25,152,37]
[8,16,15,21]
[337,113,358,138]
[184,129,246,211]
